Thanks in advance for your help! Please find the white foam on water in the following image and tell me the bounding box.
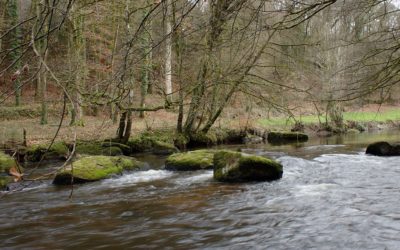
[103,170,175,187]
[174,171,213,186]
[313,153,389,165]
[304,145,345,151]
[294,183,338,197]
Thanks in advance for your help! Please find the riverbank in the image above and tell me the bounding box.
[0,104,399,147]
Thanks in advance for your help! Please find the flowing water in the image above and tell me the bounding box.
[1,131,400,249]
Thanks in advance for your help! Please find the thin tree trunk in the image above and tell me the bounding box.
[164,0,173,103]
[0,0,8,53]
[69,5,85,126]
[36,0,49,125]
[9,0,22,106]
[139,8,151,118]
[39,62,48,125]
[172,2,184,133]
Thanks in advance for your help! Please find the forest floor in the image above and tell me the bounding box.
[0,103,399,145]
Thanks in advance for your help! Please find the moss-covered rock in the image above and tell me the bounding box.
[101,141,131,155]
[0,151,16,173]
[53,156,145,185]
[127,137,154,153]
[267,131,308,144]
[366,141,400,156]
[0,175,13,190]
[101,146,123,156]
[165,150,214,171]
[26,142,69,162]
[214,150,283,182]
[187,132,218,148]
[242,134,264,144]
[152,141,179,155]
[346,129,360,134]
[75,141,104,155]
[127,132,179,155]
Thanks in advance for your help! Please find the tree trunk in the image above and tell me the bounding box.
[69,5,86,126]
[139,8,152,118]
[0,0,7,53]
[172,3,184,133]
[164,0,173,103]
[122,111,132,144]
[35,0,49,125]
[9,0,22,106]
[117,111,127,140]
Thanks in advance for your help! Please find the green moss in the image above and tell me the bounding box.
[53,156,144,185]
[127,137,154,153]
[26,142,69,162]
[152,141,179,155]
[0,176,13,190]
[101,141,131,155]
[165,150,214,171]
[101,146,123,156]
[0,152,15,173]
[267,131,308,144]
[214,150,283,182]
[127,131,179,155]
[75,141,104,155]
[188,132,218,147]
[347,129,360,134]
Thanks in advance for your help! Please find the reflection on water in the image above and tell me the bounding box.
[0,131,399,249]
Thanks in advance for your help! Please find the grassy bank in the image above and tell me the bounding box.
[258,109,400,129]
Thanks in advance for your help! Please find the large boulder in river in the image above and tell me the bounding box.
[53,156,145,185]
[366,141,400,156]
[267,131,308,144]
[213,150,283,182]
[165,150,214,171]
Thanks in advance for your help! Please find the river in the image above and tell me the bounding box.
[0,131,399,249]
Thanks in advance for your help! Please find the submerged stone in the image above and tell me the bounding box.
[53,156,145,185]
[267,131,308,144]
[242,134,264,144]
[165,150,214,171]
[213,150,283,182]
[366,141,400,156]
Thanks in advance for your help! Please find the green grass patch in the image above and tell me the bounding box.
[258,109,400,128]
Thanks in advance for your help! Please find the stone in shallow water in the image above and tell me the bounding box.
[53,156,145,185]
[213,150,283,182]
[366,141,400,156]
[267,131,308,144]
[165,150,214,171]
